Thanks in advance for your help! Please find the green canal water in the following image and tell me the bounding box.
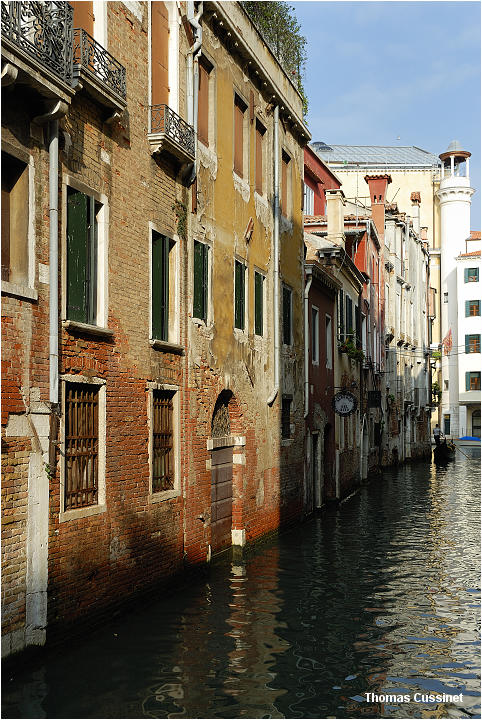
[2,450,480,719]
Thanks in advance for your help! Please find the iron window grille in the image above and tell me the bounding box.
[73,27,126,100]
[152,390,174,493]
[466,372,481,391]
[464,267,479,283]
[281,397,292,439]
[1,1,74,84]
[64,383,99,510]
[466,300,481,317]
[465,334,481,354]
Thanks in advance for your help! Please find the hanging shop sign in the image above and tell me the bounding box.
[332,390,358,416]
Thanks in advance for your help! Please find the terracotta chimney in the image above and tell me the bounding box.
[325,188,346,248]
[364,174,392,241]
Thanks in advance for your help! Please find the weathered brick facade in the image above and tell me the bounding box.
[2,0,309,657]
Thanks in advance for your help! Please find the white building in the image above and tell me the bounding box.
[455,237,481,438]
[436,141,476,438]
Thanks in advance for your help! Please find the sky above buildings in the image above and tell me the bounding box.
[295,1,481,228]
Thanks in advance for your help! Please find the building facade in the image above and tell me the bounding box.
[1,0,309,658]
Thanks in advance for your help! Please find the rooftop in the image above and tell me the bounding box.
[312,143,440,169]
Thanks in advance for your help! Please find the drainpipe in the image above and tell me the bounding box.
[267,105,280,406]
[304,268,313,418]
[49,119,59,406]
[187,1,203,184]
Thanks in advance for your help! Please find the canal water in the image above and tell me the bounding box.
[2,451,480,719]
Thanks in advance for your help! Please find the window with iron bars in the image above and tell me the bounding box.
[64,383,99,510]
[152,390,175,492]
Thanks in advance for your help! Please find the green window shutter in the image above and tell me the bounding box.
[255,272,263,335]
[235,261,244,329]
[465,335,470,354]
[466,300,470,317]
[355,304,360,344]
[466,372,470,391]
[152,232,169,340]
[464,268,469,283]
[339,291,344,340]
[193,240,206,320]
[67,189,88,322]
[346,296,353,335]
[283,287,291,344]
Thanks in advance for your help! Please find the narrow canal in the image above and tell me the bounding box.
[3,451,480,719]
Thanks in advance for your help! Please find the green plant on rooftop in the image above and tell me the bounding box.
[242,1,308,116]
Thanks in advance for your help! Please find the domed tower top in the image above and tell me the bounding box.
[439,140,471,184]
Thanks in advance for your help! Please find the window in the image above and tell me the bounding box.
[311,306,319,364]
[152,389,174,493]
[281,151,291,217]
[345,295,353,338]
[234,94,247,177]
[151,230,173,341]
[466,300,480,317]
[234,259,246,330]
[282,285,292,345]
[193,240,209,322]
[443,414,451,436]
[198,57,212,147]
[338,290,345,341]
[67,187,103,325]
[281,396,291,439]
[151,1,169,106]
[466,372,481,391]
[304,183,314,215]
[472,409,481,438]
[2,152,29,286]
[255,120,265,195]
[444,380,449,391]
[64,382,99,510]
[254,270,264,336]
[465,334,481,353]
[326,314,333,369]
[464,267,479,283]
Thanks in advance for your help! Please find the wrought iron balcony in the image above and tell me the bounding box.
[73,28,126,114]
[1,1,73,94]
[148,104,195,164]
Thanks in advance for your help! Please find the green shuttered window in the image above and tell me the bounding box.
[67,188,97,324]
[464,267,479,283]
[152,231,169,341]
[465,334,481,354]
[234,260,245,330]
[466,299,480,316]
[466,372,481,391]
[282,285,292,345]
[338,290,344,341]
[254,271,263,336]
[346,295,353,336]
[193,240,208,321]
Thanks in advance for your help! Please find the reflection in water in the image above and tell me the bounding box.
[2,452,480,719]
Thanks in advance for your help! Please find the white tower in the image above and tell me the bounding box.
[436,140,474,437]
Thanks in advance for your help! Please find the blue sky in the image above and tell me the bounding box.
[294,1,481,228]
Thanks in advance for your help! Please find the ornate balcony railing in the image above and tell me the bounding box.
[149,104,196,161]
[73,27,126,101]
[1,1,73,84]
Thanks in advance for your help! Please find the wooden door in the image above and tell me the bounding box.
[211,447,233,554]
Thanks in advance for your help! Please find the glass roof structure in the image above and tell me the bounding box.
[312,142,440,169]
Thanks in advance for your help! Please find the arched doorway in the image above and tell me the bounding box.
[210,391,234,554]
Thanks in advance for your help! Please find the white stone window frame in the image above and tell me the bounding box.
[147,382,181,503]
[1,141,37,302]
[232,88,250,190]
[59,374,107,523]
[198,50,217,153]
[254,116,267,200]
[191,237,213,328]
[304,182,314,216]
[233,255,248,339]
[149,221,181,348]
[61,175,109,331]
